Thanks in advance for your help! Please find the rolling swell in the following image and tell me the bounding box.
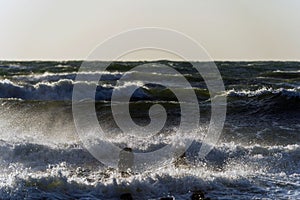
[227,87,300,115]
[0,79,149,101]
[0,79,299,106]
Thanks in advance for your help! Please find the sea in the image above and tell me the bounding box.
[0,60,299,199]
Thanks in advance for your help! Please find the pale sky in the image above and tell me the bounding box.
[0,0,300,61]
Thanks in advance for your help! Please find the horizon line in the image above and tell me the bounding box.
[1,59,300,62]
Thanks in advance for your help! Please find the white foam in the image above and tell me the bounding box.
[227,87,300,97]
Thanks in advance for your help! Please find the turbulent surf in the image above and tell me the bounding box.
[0,61,299,199]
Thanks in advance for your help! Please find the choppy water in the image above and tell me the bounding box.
[0,61,299,199]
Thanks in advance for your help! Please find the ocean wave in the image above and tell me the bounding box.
[1,78,299,108]
[1,138,299,175]
[0,79,75,100]
[227,87,300,98]
[1,61,300,199]
[0,78,207,101]
[273,69,300,73]
[0,141,96,169]
[260,70,300,79]
[0,140,299,199]
[12,71,124,83]
[225,87,300,116]
[0,79,150,101]
[12,70,195,84]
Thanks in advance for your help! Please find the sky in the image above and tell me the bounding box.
[0,0,300,61]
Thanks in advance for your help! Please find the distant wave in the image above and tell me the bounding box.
[227,87,300,98]
[260,70,300,79]
[12,71,124,83]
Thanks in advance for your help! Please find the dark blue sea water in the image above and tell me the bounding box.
[0,61,299,199]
